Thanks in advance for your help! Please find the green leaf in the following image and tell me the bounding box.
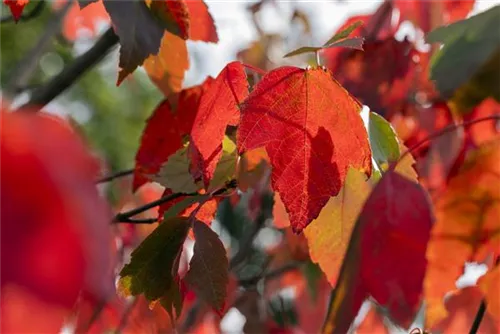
[426,5,500,109]
[283,46,322,58]
[368,111,400,170]
[326,37,364,51]
[185,221,229,313]
[119,217,190,301]
[323,20,363,46]
[283,20,364,58]
[160,278,184,323]
[153,145,201,193]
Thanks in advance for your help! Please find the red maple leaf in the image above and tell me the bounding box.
[133,77,213,190]
[237,66,372,233]
[189,61,248,187]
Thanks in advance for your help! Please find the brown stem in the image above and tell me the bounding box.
[393,115,500,171]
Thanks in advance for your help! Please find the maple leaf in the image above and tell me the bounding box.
[103,0,190,85]
[144,32,189,96]
[1,111,113,333]
[424,140,500,327]
[237,66,372,233]
[186,0,218,43]
[323,170,433,333]
[185,221,229,314]
[119,217,190,302]
[395,0,475,34]
[190,61,248,187]
[133,77,213,191]
[3,0,28,22]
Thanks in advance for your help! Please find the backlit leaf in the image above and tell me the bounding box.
[103,0,189,85]
[56,0,109,41]
[185,221,229,314]
[153,145,200,194]
[133,78,212,190]
[238,66,372,233]
[190,61,248,187]
[144,32,190,96]
[368,111,400,170]
[186,0,218,43]
[324,170,433,332]
[424,140,500,327]
[119,217,190,301]
[304,168,373,286]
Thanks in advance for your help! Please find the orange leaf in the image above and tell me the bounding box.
[238,66,372,233]
[190,61,248,187]
[144,32,190,96]
[355,306,389,334]
[304,168,373,286]
[479,266,500,324]
[186,0,218,43]
[3,0,28,22]
[133,77,213,190]
[431,286,499,333]
[465,98,500,146]
[424,140,500,327]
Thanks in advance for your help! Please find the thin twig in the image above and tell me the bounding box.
[469,300,486,334]
[5,1,71,97]
[112,191,196,224]
[394,115,500,171]
[19,27,119,111]
[118,217,158,224]
[96,168,134,184]
[1,0,46,24]
[112,179,238,224]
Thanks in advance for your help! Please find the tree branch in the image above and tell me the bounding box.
[1,0,46,24]
[96,168,134,184]
[5,1,71,97]
[19,27,119,111]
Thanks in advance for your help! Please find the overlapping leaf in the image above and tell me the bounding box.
[133,77,213,190]
[186,0,218,43]
[190,61,248,187]
[478,266,500,323]
[238,66,372,233]
[119,217,190,302]
[55,0,109,41]
[185,221,229,314]
[144,32,190,96]
[323,170,433,333]
[424,140,500,327]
